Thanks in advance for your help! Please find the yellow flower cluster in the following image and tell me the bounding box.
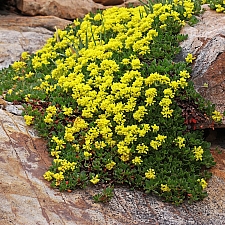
[215,4,225,13]
[106,161,116,170]
[132,156,143,165]
[7,89,13,95]
[54,157,77,172]
[21,51,30,60]
[193,146,204,161]
[24,115,34,126]
[51,136,66,150]
[212,110,223,122]
[175,136,185,149]
[11,61,26,71]
[27,4,204,189]
[43,157,76,186]
[185,53,196,63]
[44,105,57,124]
[62,106,73,116]
[150,134,167,150]
[145,168,156,179]
[161,184,171,192]
[197,178,207,189]
[90,174,100,184]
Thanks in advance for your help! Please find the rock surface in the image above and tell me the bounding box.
[0,12,71,70]
[93,0,124,5]
[180,5,225,126]
[16,0,104,19]
[7,0,145,19]
[0,108,225,224]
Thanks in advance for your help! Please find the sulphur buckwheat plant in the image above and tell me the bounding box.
[0,0,221,205]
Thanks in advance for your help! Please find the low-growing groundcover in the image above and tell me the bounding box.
[0,0,224,205]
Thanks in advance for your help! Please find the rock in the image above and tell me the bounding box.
[16,0,104,19]
[93,0,124,5]
[0,12,71,31]
[180,5,225,127]
[5,104,24,116]
[15,0,145,19]
[0,13,71,70]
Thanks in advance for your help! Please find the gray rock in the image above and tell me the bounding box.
[5,104,24,116]
[180,5,225,127]
[0,13,71,70]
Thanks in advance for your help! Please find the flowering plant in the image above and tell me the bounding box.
[0,0,222,205]
[208,0,225,12]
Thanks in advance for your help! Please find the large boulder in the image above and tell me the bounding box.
[15,0,145,19]
[0,13,71,70]
[16,0,104,19]
[179,5,225,127]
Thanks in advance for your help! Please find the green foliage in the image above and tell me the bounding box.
[93,186,114,203]
[208,0,225,12]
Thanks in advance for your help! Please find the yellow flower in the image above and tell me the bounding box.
[193,146,204,161]
[90,175,100,184]
[215,4,225,13]
[156,134,167,143]
[161,184,171,192]
[25,94,31,102]
[13,76,19,81]
[136,144,148,154]
[120,154,130,162]
[44,113,53,124]
[133,106,147,122]
[11,61,26,71]
[84,151,92,158]
[64,131,74,142]
[163,88,174,98]
[106,161,116,170]
[212,110,223,122]
[131,58,142,70]
[53,172,64,186]
[151,124,159,133]
[132,156,143,165]
[185,53,196,63]
[145,168,156,179]
[150,140,160,150]
[51,150,61,157]
[122,58,130,65]
[197,178,207,189]
[24,115,34,126]
[43,171,55,181]
[175,136,185,149]
[7,89,13,95]
[46,105,57,115]
[27,72,34,79]
[159,97,172,107]
[94,13,102,21]
[62,106,73,116]
[160,24,167,29]
[21,51,29,60]
[179,70,190,78]
[161,107,174,118]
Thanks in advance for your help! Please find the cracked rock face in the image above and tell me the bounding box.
[180,5,225,126]
[16,0,105,19]
[0,13,71,70]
